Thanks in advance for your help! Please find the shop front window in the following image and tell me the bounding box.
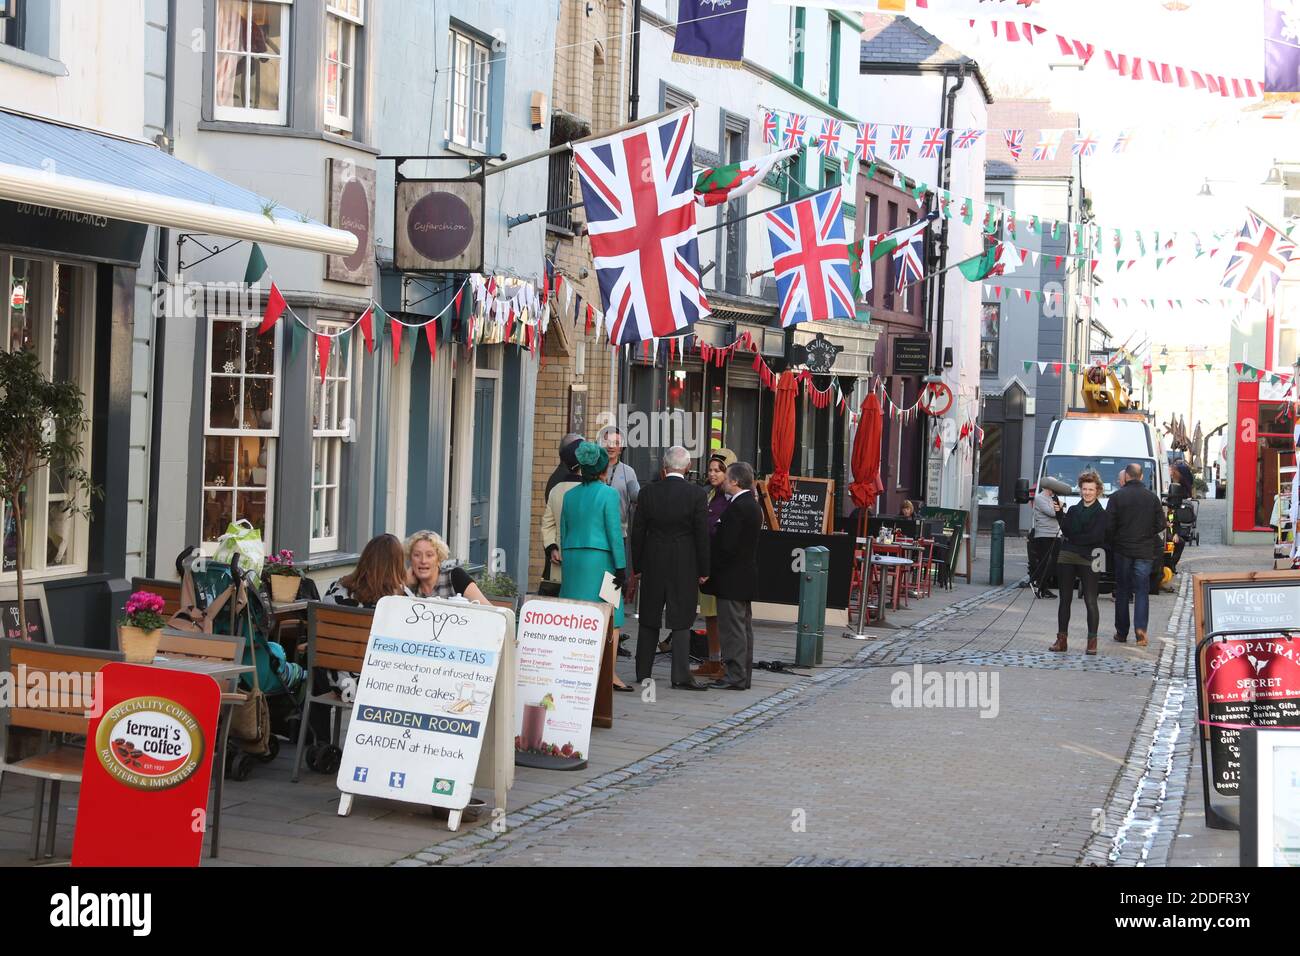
[202,316,279,545]
[311,320,356,553]
[978,421,1002,504]
[667,368,703,476]
[1257,400,1293,528]
[1,256,93,580]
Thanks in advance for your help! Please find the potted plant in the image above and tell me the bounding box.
[264,549,303,603]
[118,590,168,663]
[0,349,97,645]
[477,571,517,610]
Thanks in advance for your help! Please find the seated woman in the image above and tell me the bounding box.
[323,533,408,607]
[405,530,489,604]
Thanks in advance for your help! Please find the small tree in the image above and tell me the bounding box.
[0,349,97,640]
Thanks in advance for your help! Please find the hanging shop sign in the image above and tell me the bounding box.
[892,336,931,375]
[336,595,507,829]
[1194,571,1300,832]
[326,159,376,286]
[514,597,611,771]
[72,663,220,867]
[394,176,485,273]
[792,332,843,373]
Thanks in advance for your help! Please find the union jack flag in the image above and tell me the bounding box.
[954,128,984,149]
[1033,129,1065,161]
[762,109,780,146]
[764,189,854,328]
[892,218,928,292]
[572,108,709,345]
[889,125,913,160]
[855,122,878,160]
[1112,129,1133,153]
[1071,130,1099,157]
[1220,210,1297,301]
[1003,128,1025,160]
[918,127,947,158]
[783,113,807,151]
[817,118,842,158]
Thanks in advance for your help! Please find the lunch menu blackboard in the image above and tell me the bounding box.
[1,598,48,643]
[761,477,834,534]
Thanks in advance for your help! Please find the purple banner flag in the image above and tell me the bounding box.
[672,0,748,69]
[1265,0,1300,94]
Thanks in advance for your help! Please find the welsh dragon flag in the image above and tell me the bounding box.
[956,240,1019,281]
[695,148,797,207]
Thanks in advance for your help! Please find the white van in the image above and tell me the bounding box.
[1036,412,1168,509]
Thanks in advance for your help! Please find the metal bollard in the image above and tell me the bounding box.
[797,546,829,666]
[990,519,1005,586]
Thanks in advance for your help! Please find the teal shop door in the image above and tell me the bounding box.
[469,378,495,568]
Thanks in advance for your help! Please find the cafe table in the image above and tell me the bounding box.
[149,654,254,859]
[870,555,914,626]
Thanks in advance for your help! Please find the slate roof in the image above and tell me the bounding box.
[859,14,993,103]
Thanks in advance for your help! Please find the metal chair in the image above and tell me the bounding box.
[0,638,124,859]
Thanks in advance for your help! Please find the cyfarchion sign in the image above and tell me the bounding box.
[394,178,484,273]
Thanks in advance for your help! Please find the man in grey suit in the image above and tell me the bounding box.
[631,446,711,690]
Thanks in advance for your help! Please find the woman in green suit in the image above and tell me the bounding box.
[561,441,631,691]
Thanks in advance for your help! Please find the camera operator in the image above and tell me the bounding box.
[1028,482,1060,599]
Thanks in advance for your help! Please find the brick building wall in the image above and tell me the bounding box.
[527,0,628,589]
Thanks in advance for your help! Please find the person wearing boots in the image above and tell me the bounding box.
[1050,470,1109,656]
[1028,484,1059,598]
[1106,462,1165,648]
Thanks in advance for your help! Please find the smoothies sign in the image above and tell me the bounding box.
[338,596,505,815]
[514,598,610,770]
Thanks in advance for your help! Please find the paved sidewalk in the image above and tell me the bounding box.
[0,550,994,866]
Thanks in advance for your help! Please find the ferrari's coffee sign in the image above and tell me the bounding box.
[395,178,484,273]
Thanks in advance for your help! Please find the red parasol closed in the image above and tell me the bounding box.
[768,370,799,502]
[849,393,883,510]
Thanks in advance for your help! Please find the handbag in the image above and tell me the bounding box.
[229,646,272,755]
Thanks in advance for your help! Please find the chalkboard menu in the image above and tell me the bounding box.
[761,477,834,534]
[1194,572,1300,830]
[0,597,49,643]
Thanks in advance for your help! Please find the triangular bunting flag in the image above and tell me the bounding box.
[258,282,287,335]
[244,243,268,284]
[358,305,375,354]
[316,332,331,384]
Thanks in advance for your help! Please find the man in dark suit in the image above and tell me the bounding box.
[705,462,761,690]
[631,445,711,690]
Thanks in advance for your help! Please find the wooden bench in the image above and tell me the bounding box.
[130,577,183,618]
[292,602,372,782]
[0,639,124,859]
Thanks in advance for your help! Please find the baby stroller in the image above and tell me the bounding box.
[170,547,307,780]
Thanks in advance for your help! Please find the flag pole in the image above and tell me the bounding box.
[484,102,699,178]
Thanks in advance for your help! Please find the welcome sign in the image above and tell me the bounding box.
[337,596,505,821]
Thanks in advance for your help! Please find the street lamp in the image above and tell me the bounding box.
[1196,178,1213,198]
[1263,166,1285,187]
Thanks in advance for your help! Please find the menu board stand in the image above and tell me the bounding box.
[1193,571,1300,831]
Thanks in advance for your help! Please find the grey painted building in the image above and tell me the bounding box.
[977,99,1094,532]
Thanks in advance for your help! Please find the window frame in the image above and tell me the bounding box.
[212,0,294,126]
[447,26,491,152]
[323,0,362,134]
[0,254,95,583]
[980,301,1000,376]
[310,318,357,554]
[0,0,25,49]
[201,315,282,547]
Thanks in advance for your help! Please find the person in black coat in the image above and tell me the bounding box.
[703,462,762,690]
[631,445,711,690]
[1050,470,1110,656]
[1105,462,1165,647]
